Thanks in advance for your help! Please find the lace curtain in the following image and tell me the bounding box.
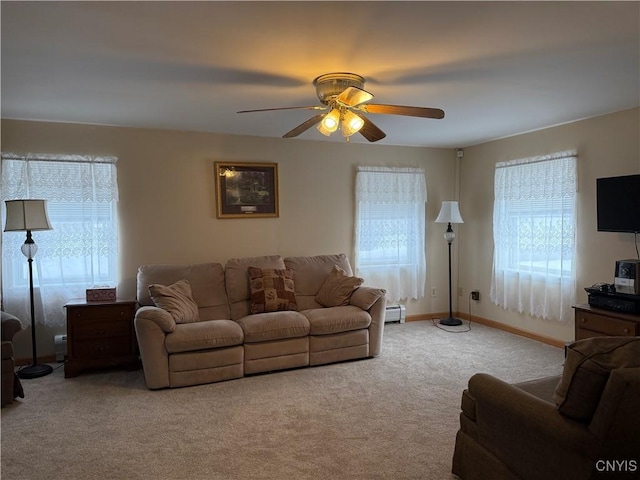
[354,167,427,303]
[1,153,119,328]
[490,151,577,322]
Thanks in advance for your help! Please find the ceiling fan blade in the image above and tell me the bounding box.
[282,114,325,138]
[337,86,374,107]
[357,114,386,143]
[358,104,445,119]
[237,105,325,113]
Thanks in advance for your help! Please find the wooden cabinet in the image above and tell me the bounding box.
[64,299,139,378]
[573,304,640,340]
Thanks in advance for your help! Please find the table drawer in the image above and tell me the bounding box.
[68,305,134,322]
[72,319,131,340]
[575,311,637,336]
[73,337,132,358]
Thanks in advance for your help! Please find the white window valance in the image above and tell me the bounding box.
[1,152,118,203]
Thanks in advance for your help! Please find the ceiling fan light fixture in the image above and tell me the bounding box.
[321,108,340,132]
[341,110,365,137]
[313,73,366,104]
[239,71,444,143]
[316,122,332,136]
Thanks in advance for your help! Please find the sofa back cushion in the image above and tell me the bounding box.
[284,254,353,310]
[225,255,285,320]
[148,279,200,324]
[137,263,230,321]
[588,367,640,456]
[315,265,364,307]
[553,336,640,422]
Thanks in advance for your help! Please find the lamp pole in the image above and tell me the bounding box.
[18,230,53,379]
[440,222,462,326]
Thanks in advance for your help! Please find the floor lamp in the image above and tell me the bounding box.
[4,199,54,379]
[435,201,464,326]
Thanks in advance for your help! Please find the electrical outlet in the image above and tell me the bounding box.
[471,290,480,301]
[431,287,437,297]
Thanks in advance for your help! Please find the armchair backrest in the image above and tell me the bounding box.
[589,367,640,458]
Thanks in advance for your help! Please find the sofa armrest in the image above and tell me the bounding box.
[466,373,599,479]
[135,306,176,333]
[349,286,385,311]
[134,306,174,389]
[1,312,22,342]
[350,287,386,357]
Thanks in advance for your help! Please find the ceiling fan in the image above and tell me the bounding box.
[237,72,445,143]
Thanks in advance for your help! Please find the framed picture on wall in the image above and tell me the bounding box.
[214,161,279,218]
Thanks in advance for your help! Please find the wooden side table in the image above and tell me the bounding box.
[64,298,140,378]
[573,304,640,340]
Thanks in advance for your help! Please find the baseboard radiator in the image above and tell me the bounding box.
[54,334,67,362]
[385,305,406,323]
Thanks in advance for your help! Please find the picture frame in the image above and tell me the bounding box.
[214,161,279,218]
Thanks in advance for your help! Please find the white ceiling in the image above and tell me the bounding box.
[2,1,639,148]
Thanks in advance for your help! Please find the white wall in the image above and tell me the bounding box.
[1,119,456,358]
[457,107,640,342]
[3,108,637,358]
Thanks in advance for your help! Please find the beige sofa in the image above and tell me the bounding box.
[134,254,386,389]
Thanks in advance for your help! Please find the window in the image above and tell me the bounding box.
[1,153,119,327]
[354,167,427,302]
[490,151,577,322]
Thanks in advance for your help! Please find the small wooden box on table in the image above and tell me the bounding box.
[64,298,139,378]
[573,303,640,340]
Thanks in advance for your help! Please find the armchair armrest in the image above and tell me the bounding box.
[466,373,598,480]
[1,312,23,341]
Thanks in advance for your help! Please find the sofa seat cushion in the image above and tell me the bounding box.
[165,319,244,354]
[514,374,562,404]
[301,306,371,335]
[236,311,310,343]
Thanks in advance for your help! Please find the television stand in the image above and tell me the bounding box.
[573,304,640,340]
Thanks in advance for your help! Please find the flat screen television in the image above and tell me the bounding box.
[596,174,640,233]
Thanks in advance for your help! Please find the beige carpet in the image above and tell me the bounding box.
[1,321,564,480]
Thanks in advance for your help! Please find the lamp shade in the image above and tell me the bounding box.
[341,110,365,137]
[4,199,53,232]
[435,201,464,224]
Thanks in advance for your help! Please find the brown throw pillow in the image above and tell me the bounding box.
[315,265,364,307]
[248,267,297,314]
[148,279,200,324]
[553,336,640,421]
